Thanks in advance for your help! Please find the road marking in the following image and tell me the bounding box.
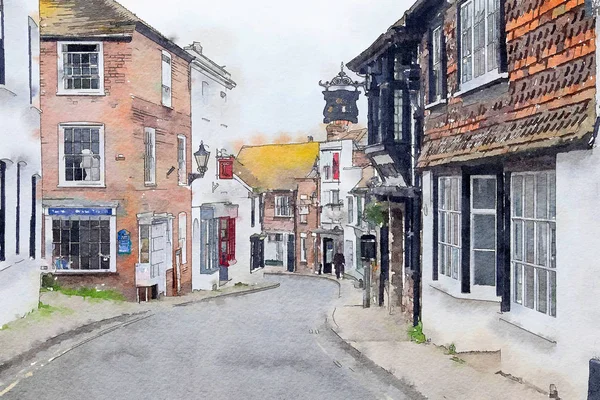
[316,342,329,356]
[0,380,19,397]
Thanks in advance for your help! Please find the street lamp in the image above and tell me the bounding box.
[189,141,210,184]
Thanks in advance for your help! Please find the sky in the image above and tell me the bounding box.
[119,0,414,144]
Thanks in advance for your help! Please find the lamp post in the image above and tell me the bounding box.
[189,141,210,184]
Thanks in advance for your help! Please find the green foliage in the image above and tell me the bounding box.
[450,356,466,364]
[234,282,249,287]
[447,343,457,355]
[408,321,427,344]
[58,287,126,302]
[40,275,125,301]
[363,202,388,226]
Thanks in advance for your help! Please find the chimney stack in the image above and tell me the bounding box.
[307,136,313,142]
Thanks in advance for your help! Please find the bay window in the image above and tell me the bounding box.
[511,171,556,317]
[438,177,461,280]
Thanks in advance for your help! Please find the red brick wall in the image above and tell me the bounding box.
[419,0,596,167]
[40,32,192,300]
[295,179,319,272]
[262,191,295,233]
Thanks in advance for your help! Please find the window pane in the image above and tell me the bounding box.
[473,214,496,250]
[452,247,460,279]
[524,266,535,309]
[439,178,446,210]
[549,173,556,219]
[514,263,523,304]
[550,224,556,268]
[473,250,496,286]
[513,220,523,261]
[525,221,535,264]
[453,213,460,246]
[472,177,496,209]
[536,222,548,267]
[549,271,557,317]
[452,178,460,211]
[439,212,446,243]
[439,244,446,276]
[536,174,548,219]
[512,175,523,217]
[537,269,548,314]
[524,175,535,218]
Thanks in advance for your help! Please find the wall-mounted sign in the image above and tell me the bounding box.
[48,208,112,216]
[118,229,132,255]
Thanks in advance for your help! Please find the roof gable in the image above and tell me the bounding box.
[234,142,320,192]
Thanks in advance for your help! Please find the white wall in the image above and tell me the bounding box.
[0,0,42,326]
[422,155,600,399]
[319,139,362,271]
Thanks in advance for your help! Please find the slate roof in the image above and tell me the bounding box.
[234,142,320,192]
[417,0,597,168]
[39,0,193,61]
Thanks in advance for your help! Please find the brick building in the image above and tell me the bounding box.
[39,0,193,301]
[235,141,320,272]
[353,0,600,397]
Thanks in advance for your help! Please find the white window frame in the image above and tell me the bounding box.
[459,0,501,92]
[347,196,354,224]
[46,209,117,273]
[300,235,307,262]
[438,176,461,282]
[511,171,556,318]
[178,212,187,264]
[161,50,172,108]
[177,135,186,185]
[144,127,156,186]
[469,175,497,296]
[274,195,292,217]
[57,41,104,96]
[393,90,404,142]
[58,123,105,187]
[431,25,443,103]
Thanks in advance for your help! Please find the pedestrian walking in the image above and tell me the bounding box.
[333,253,345,279]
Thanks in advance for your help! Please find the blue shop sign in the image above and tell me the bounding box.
[48,208,112,216]
[118,229,132,255]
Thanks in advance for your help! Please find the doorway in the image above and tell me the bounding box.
[323,238,334,274]
[287,234,295,272]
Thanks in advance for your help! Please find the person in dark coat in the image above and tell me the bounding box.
[333,253,345,279]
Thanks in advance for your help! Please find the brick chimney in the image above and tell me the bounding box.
[326,122,349,141]
[307,136,313,142]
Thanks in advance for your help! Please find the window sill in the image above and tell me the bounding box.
[58,183,106,188]
[144,183,157,188]
[425,98,447,110]
[56,91,106,97]
[454,71,508,97]
[0,85,17,97]
[273,215,293,219]
[498,315,557,344]
[200,268,219,275]
[162,103,173,110]
[429,282,501,304]
[53,270,117,275]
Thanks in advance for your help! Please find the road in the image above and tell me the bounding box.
[2,276,420,399]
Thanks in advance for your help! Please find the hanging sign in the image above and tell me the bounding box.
[118,229,131,255]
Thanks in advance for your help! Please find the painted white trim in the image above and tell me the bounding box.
[56,41,105,96]
[161,50,172,108]
[57,123,105,187]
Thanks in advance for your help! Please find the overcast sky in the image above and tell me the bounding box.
[120,0,413,144]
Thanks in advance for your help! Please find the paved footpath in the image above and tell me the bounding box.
[328,277,549,400]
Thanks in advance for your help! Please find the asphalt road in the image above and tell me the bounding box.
[3,276,419,400]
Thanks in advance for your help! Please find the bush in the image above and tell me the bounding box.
[408,321,427,344]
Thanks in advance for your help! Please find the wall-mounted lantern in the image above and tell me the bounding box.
[189,141,210,184]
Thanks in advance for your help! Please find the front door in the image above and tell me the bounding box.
[175,249,182,295]
[287,234,295,272]
[151,222,168,295]
[323,238,334,274]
